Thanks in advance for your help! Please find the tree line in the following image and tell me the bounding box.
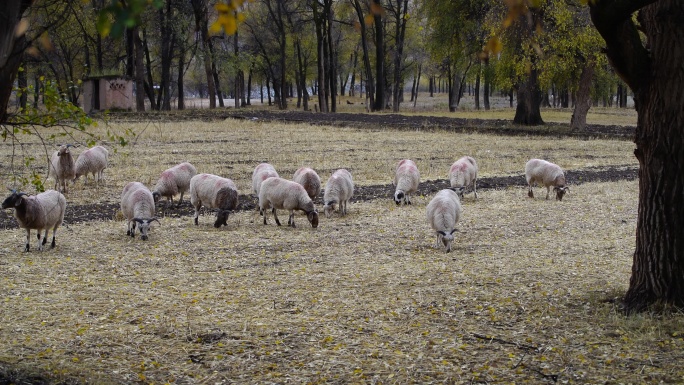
[4,0,630,127]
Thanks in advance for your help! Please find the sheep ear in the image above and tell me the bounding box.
[437,231,446,236]
[150,218,161,225]
[450,229,457,235]
[134,218,143,224]
[563,187,570,193]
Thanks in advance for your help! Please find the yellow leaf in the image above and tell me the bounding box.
[216,3,231,12]
[209,21,223,35]
[364,14,374,26]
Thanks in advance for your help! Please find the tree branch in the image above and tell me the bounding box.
[589,0,652,93]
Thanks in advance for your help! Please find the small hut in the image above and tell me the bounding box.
[83,75,134,113]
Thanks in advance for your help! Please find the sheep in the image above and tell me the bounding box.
[152,162,197,207]
[393,159,420,205]
[1,189,66,252]
[74,145,109,185]
[449,156,478,199]
[49,144,76,193]
[293,167,321,201]
[525,158,570,201]
[258,176,319,228]
[120,182,158,241]
[323,169,354,218]
[252,163,279,196]
[189,173,239,228]
[426,188,463,253]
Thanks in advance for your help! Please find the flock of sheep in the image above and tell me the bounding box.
[1,143,570,253]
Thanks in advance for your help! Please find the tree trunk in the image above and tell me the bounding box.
[483,61,490,110]
[391,0,408,112]
[134,27,145,111]
[191,0,216,109]
[413,63,421,108]
[590,0,684,313]
[177,40,186,110]
[142,28,157,110]
[474,62,481,110]
[352,0,374,110]
[570,59,595,130]
[0,1,31,123]
[17,58,27,110]
[372,0,385,111]
[513,66,544,125]
[326,0,337,112]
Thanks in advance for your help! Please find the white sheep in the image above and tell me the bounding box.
[74,145,109,185]
[2,189,67,252]
[525,158,569,201]
[189,173,239,228]
[393,159,420,205]
[120,182,158,241]
[293,166,321,201]
[259,176,319,228]
[426,188,463,253]
[152,162,197,207]
[323,169,354,218]
[252,163,279,196]
[49,144,76,193]
[449,156,478,199]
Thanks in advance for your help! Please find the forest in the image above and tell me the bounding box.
[3,0,631,128]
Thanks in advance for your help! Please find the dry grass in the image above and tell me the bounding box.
[2,120,683,384]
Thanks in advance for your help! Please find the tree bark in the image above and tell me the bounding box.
[513,65,544,125]
[391,0,408,112]
[351,0,375,110]
[134,27,145,111]
[372,0,385,111]
[570,59,595,130]
[191,0,216,109]
[0,1,32,123]
[591,0,684,313]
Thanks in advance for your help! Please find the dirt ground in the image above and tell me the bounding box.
[0,110,637,230]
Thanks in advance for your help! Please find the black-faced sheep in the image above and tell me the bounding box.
[426,188,462,253]
[152,162,197,207]
[393,159,420,205]
[2,189,67,251]
[323,169,354,218]
[259,177,319,228]
[74,145,109,185]
[120,182,158,241]
[449,156,478,199]
[525,159,569,201]
[49,144,76,193]
[293,167,321,201]
[189,173,239,228]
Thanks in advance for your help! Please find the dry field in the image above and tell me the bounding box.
[1,119,683,384]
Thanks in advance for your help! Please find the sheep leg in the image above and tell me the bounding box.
[272,208,281,226]
[288,210,296,228]
[545,186,551,200]
[24,229,31,252]
[42,230,48,247]
[341,201,346,216]
[473,180,478,199]
[50,227,57,248]
[177,192,184,207]
[528,185,534,198]
[36,231,43,251]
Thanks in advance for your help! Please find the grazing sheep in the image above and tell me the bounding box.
[74,145,109,185]
[323,169,354,218]
[426,188,463,253]
[293,167,321,201]
[393,159,420,205]
[259,177,319,228]
[152,162,197,207]
[1,189,66,252]
[120,182,158,241]
[49,144,76,193]
[525,158,569,201]
[449,156,478,199]
[252,163,279,196]
[189,173,239,228]
[252,163,279,215]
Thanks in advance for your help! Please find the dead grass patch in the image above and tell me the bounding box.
[1,120,681,384]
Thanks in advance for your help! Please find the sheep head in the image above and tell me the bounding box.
[214,209,231,228]
[438,229,457,253]
[307,210,319,228]
[554,186,569,201]
[2,190,26,209]
[323,200,336,218]
[394,190,405,205]
[134,217,159,241]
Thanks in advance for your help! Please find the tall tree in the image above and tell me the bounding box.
[589,0,684,313]
[192,0,217,109]
[371,0,385,111]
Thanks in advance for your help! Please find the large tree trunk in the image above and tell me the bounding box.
[0,1,31,124]
[391,0,408,112]
[513,65,544,125]
[591,0,684,313]
[191,0,216,109]
[570,59,595,130]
